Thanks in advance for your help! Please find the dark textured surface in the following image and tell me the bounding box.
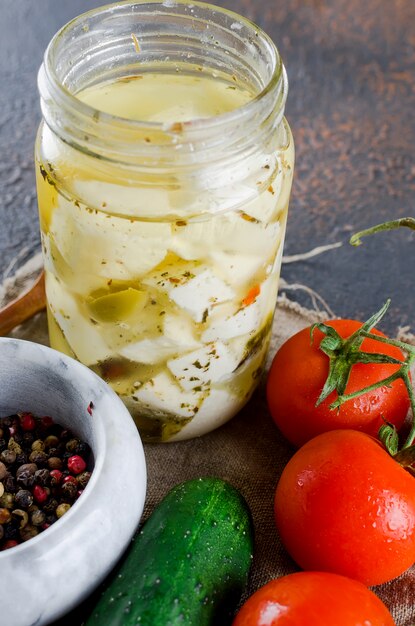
[1,0,415,335]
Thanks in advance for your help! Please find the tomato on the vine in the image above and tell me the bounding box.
[267,319,409,447]
[274,430,415,586]
[232,572,395,626]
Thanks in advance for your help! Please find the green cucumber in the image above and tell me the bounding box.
[86,477,254,626]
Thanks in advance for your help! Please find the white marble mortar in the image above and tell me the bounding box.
[0,337,147,626]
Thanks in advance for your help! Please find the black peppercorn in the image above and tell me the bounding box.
[0,439,6,453]
[14,489,34,509]
[16,470,36,488]
[75,442,90,457]
[17,463,38,477]
[22,432,35,447]
[31,509,46,526]
[3,474,16,493]
[59,429,72,442]
[0,450,16,465]
[34,468,50,486]
[43,498,59,515]
[77,471,92,489]
[48,457,63,471]
[20,524,39,542]
[4,520,19,540]
[29,451,48,467]
[15,453,28,465]
[61,481,78,502]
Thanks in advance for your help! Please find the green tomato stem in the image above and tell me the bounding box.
[350,218,415,246]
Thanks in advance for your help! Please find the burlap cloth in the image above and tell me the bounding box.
[1,254,414,625]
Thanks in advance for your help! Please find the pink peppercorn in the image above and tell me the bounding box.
[33,485,48,504]
[19,412,36,431]
[67,455,86,475]
[63,475,77,484]
[1,540,18,550]
[40,416,54,429]
[50,469,63,484]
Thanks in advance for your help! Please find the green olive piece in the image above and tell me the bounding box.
[87,288,147,323]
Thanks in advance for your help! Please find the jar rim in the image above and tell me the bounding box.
[39,0,288,164]
[44,0,283,125]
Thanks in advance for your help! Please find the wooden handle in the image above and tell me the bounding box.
[0,271,46,336]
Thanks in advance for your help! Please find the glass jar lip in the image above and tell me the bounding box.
[42,0,284,134]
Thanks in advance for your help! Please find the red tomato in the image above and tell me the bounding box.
[232,572,395,626]
[274,430,415,586]
[267,319,409,447]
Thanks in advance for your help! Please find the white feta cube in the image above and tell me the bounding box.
[167,342,240,391]
[163,313,200,348]
[208,251,265,289]
[134,372,204,418]
[169,269,235,322]
[201,301,261,342]
[120,336,183,364]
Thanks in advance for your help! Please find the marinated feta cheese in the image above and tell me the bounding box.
[169,269,235,322]
[133,372,205,419]
[120,335,197,364]
[37,70,294,441]
[167,341,241,391]
[45,273,112,365]
[169,387,245,441]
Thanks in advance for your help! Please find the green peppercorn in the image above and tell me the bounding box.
[12,509,29,529]
[0,493,14,509]
[44,435,59,449]
[7,437,22,455]
[31,439,45,452]
[0,508,11,523]
[20,524,39,542]
[14,489,33,509]
[66,438,80,453]
[56,503,71,518]
[0,450,16,465]
[48,457,63,470]
[31,509,46,526]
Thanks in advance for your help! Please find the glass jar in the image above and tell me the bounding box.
[36,0,294,442]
